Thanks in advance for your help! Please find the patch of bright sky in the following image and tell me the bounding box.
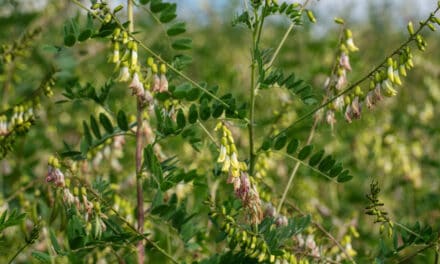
[172,0,436,33]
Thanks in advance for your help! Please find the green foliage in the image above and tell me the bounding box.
[0,210,26,233]
[1,0,440,263]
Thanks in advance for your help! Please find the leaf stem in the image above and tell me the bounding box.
[277,115,319,213]
[8,243,29,264]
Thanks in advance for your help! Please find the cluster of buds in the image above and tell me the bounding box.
[365,180,394,237]
[0,27,41,64]
[108,26,168,105]
[216,122,244,178]
[42,74,56,97]
[324,27,359,128]
[215,122,263,224]
[0,101,38,138]
[263,203,289,227]
[90,1,122,26]
[46,157,108,238]
[214,207,297,264]
[296,234,321,258]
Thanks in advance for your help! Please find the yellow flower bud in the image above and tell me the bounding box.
[306,10,316,23]
[334,17,345,25]
[407,21,414,35]
[160,64,167,74]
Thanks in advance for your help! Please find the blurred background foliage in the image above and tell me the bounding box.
[0,0,439,263]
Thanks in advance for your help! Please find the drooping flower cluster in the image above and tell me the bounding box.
[324,16,439,127]
[46,155,108,238]
[107,25,169,105]
[324,27,359,128]
[215,122,263,224]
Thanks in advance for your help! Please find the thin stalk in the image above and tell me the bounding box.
[249,4,267,176]
[127,1,145,263]
[266,0,311,70]
[277,115,318,213]
[8,243,29,264]
[276,21,347,214]
[249,59,256,175]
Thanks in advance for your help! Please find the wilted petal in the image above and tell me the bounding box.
[344,105,353,123]
[152,74,160,92]
[159,74,168,92]
[351,96,361,119]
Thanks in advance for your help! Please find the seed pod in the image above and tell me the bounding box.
[306,10,316,23]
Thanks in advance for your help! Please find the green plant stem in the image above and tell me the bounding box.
[396,243,437,264]
[77,178,179,264]
[277,115,319,213]
[249,5,267,176]
[8,243,29,264]
[249,59,256,175]
[266,0,311,70]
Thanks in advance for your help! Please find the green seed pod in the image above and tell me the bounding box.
[227,226,235,236]
[104,13,112,24]
[334,17,345,25]
[242,230,248,242]
[113,5,124,13]
[91,3,101,10]
[306,10,316,23]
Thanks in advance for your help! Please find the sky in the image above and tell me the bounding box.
[2,0,437,28]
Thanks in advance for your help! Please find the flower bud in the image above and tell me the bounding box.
[113,5,124,13]
[160,64,167,74]
[306,10,316,23]
[334,17,345,25]
[407,21,414,35]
